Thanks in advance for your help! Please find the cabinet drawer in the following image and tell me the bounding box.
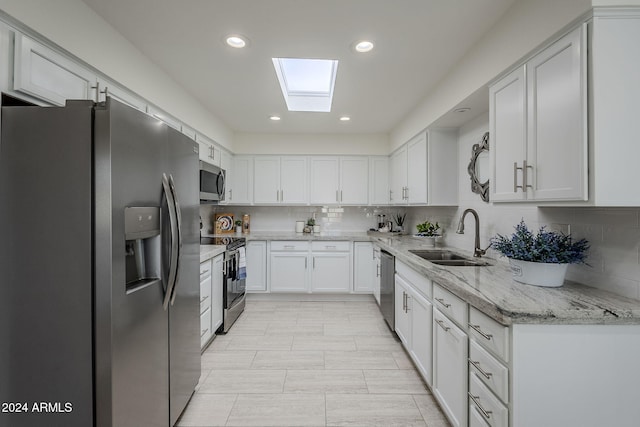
[200,278,212,314]
[270,241,309,251]
[200,307,212,348]
[469,373,509,427]
[396,260,432,299]
[433,283,467,327]
[469,340,509,403]
[200,260,212,279]
[469,307,510,362]
[311,241,350,252]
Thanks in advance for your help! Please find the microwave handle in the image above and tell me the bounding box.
[217,170,226,199]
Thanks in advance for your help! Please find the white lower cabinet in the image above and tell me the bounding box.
[433,308,468,427]
[246,241,267,292]
[200,254,223,349]
[311,251,351,292]
[353,242,374,293]
[394,263,434,386]
[270,251,309,292]
[469,373,508,427]
[372,246,381,305]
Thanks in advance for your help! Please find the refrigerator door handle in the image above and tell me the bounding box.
[162,173,179,310]
[168,174,183,306]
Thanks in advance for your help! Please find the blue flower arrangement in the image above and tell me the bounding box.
[490,220,589,264]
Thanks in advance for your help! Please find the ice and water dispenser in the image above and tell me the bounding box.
[124,207,161,293]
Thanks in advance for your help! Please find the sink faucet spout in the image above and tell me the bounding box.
[456,208,487,257]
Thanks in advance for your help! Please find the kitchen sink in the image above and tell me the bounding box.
[408,249,491,267]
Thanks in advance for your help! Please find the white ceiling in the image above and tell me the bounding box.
[80,0,515,134]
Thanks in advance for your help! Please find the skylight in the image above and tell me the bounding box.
[272,58,338,112]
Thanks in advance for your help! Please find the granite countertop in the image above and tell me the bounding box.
[200,245,225,262]
[202,231,374,241]
[371,235,640,326]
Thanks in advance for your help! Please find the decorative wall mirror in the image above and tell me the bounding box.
[467,131,490,202]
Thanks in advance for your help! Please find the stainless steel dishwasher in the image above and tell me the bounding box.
[379,250,395,330]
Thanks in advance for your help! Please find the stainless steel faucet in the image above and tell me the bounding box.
[456,208,488,257]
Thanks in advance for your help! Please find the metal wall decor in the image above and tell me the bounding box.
[467,131,490,202]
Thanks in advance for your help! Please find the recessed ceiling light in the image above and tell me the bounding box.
[454,107,471,113]
[269,115,281,121]
[354,40,374,53]
[339,116,351,121]
[225,35,248,49]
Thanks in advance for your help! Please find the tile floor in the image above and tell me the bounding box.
[177,298,451,427]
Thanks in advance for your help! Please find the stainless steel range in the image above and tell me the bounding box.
[200,236,246,332]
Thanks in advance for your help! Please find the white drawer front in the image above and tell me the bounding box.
[270,241,309,251]
[200,307,212,348]
[469,339,509,403]
[433,283,467,327]
[200,278,212,314]
[469,404,491,427]
[469,307,510,362]
[396,260,433,299]
[311,241,351,251]
[200,260,212,279]
[469,373,509,427]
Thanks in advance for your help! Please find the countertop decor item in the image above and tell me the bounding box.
[215,213,234,234]
[394,212,406,234]
[491,220,589,287]
[415,220,441,247]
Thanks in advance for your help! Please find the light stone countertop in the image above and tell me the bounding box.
[199,245,225,263]
[372,235,640,326]
[198,231,640,325]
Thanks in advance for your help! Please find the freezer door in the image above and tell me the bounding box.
[0,103,94,427]
[166,127,201,426]
[94,98,170,427]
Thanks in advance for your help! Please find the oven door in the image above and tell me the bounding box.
[223,250,245,309]
[199,161,225,202]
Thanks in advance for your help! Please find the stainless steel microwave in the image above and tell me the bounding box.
[199,161,225,203]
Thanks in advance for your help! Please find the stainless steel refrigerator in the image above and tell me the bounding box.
[0,98,201,427]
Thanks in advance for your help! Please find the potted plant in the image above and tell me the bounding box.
[394,212,406,234]
[307,217,320,233]
[491,220,589,287]
[415,220,441,247]
[234,219,242,234]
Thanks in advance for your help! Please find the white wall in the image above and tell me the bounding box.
[234,133,389,156]
[0,0,234,150]
[390,0,593,150]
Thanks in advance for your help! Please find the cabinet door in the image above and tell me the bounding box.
[311,252,351,292]
[97,77,147,112]
[200,308,212,348]
[13,33,95,105]
[389,148,407,205]
[406,132,428,204]
[270,253,308,292]
[353,242,374,293]
[197,139,213,164]
[211,255,224,332]
[433,309,468,427]
[527,25,587,201]
[427,129,458,206]
[310,157,340,204]
[197,134,221,167]
[246,241,267,292]
[230,156,253,204]
[280,156,308,204]
[490,66,527,202]
[370,156,389,205]
[340,157,369,205]
[219,151,233,204]
[254,157,280,204]
[394,275,410,346]
[410,290,433,386]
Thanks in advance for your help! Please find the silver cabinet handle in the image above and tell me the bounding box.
[228,188,233,200]
[313,257,316,269]
[402,291,406,312]
[284,245,295,249]
[468,393,492,420]
[340,190,343,202]
[336,190,339,202]
[200,295,209,303]
[524,159,533,190]
[376,264,380,277]
[305,258,308,269]
[405,295,410,312]
[325,245,337,249]
[435,319,450,332]
[514,162,523,192]
[200,269,210,276]
[389,189,393,201]
[469,324,493,341]
[435,298,451,308]
[201,328,209,338]
[469,359,493,379]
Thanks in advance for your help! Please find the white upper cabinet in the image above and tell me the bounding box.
[196,133,221,167]
[254,156,308,204]
[369,156,390,205]
[491,25,587,202]
[228,156,253,205]
[96,77,147,112]
[13,33,95,105]
[310,156,368,205]
[390,130,458,206]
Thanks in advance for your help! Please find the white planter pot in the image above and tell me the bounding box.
[508,259,569,287]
